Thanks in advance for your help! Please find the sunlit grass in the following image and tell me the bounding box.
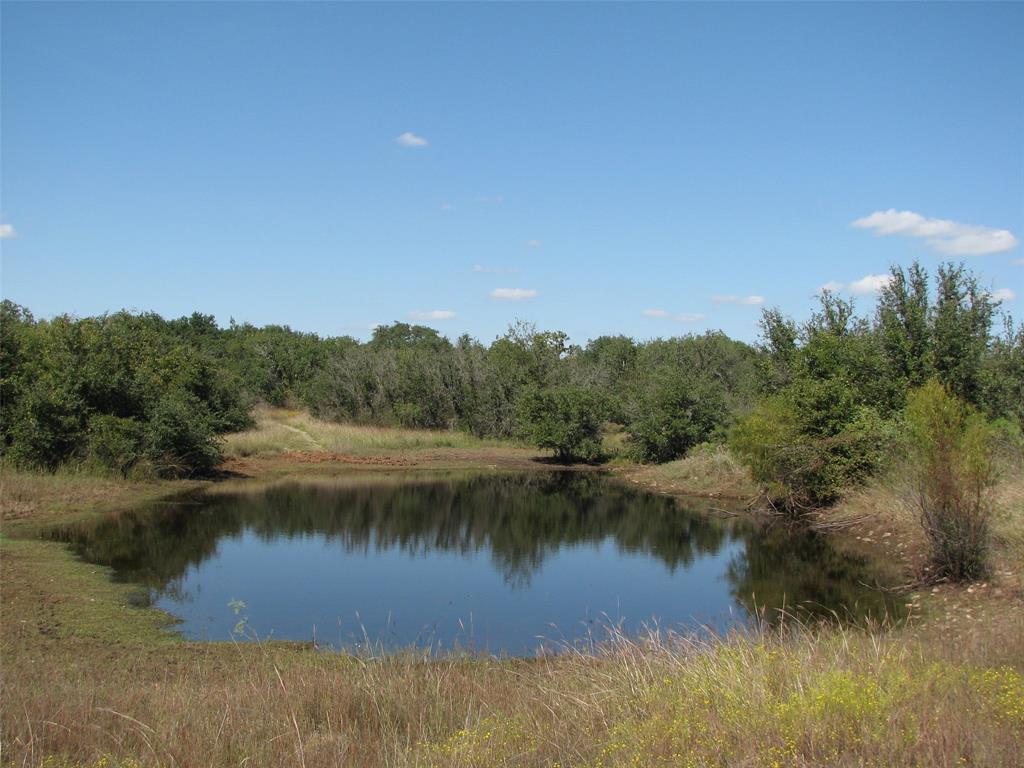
[4,619,1022,767]
[222,406,513,458]
[624,442,760,499]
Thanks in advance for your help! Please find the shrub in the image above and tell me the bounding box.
[7,383,84,470]
[144,392,222,478]
[517,386,607,463]
[904,379,996,580]
[86,414,145,477]
[626,375,727,463]
[729,395,890,512]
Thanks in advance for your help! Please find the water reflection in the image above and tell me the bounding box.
[55,472,902,654]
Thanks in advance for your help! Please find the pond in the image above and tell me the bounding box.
[56,472,903,656]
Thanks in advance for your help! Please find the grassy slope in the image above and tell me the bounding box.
[222,405,513,458]
[2,411,1022,767]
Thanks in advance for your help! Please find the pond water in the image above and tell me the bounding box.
[56,472,903,655]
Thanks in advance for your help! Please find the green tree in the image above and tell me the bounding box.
[517,386,608,463]
[626,372,727,463]
[144,392,222,478]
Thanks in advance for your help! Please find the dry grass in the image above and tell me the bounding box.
[3,618,1022,768]
[222,406,511,458]
[621,443,760,499]
[0,465,198,536]
[818,463,1024,592]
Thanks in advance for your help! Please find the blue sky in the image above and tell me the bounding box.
[2,2,1021,344]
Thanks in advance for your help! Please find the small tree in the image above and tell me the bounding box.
[905,379,996,580]
[517,386,607,463]
[144,392,222,478]
[626,373,727,463]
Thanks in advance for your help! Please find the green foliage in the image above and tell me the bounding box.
[733,261,1017,513]
[904,379,996,580]
[626,373,727,463]
[1,307,244,475]
[733,294,893,511]
[982,315,1024,426]
[517,386,608,463]
[732,396,890,511]
[144,393,222,478]
[3,259,1018,488]
[8,380,85,471]
[86,415,145,477]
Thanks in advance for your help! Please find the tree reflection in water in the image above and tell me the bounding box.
[54,472,902,636]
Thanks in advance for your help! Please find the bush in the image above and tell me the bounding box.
[904,379,996,580]
[626,375,727,463]
[729,395,890,512]
[144,393,222,478]
[7,383,84,470]
[86,414,145,477]
[517,386,607,463]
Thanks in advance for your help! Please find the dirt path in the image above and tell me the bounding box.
[275,417,325,451]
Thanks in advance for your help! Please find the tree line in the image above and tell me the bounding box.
[1,261,1020,474]
[0,304,760,475]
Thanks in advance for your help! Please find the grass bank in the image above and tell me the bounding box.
[2,411,1023,767]
[223,405,513,458]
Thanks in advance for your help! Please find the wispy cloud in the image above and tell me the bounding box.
[1012,258,1024,266]
[395,131,428,148]
[819,277,893,296]
[642,309,704,323]
[852,209,1018,256]
[439,202,454,211]
[478,195,504,204]
[849,273,894,295]
[712,294,764,305]
[473,264,520,274]
[818,281,845,294]
[408,309,456,321]
[490,288,537,301]
[526,239,540,248]
[0,224,16,239]
[990,288,1016,302]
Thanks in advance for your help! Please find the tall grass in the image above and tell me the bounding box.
[3,621,1022,767]
[222,406,513,458]
[626,442,760,499]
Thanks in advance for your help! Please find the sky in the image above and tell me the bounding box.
[2,2,1021,344]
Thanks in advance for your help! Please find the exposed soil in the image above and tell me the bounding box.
[280,450,415,466]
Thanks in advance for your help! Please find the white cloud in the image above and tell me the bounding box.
[852,209,1018,256]
[849,273,894,295]
[818,281,845,294]
[1012,258,1024,265]
[478,195,504,204]
[642,309,704,323]
[407,309,456,321]
[0,224,16,239]
[712,293,764,305]
[526,239,540,248]
[490,288,538,301]
[440,202,454,211]
[395,131,428,148]
[990,288,1016,302]
[473,264,520,274]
